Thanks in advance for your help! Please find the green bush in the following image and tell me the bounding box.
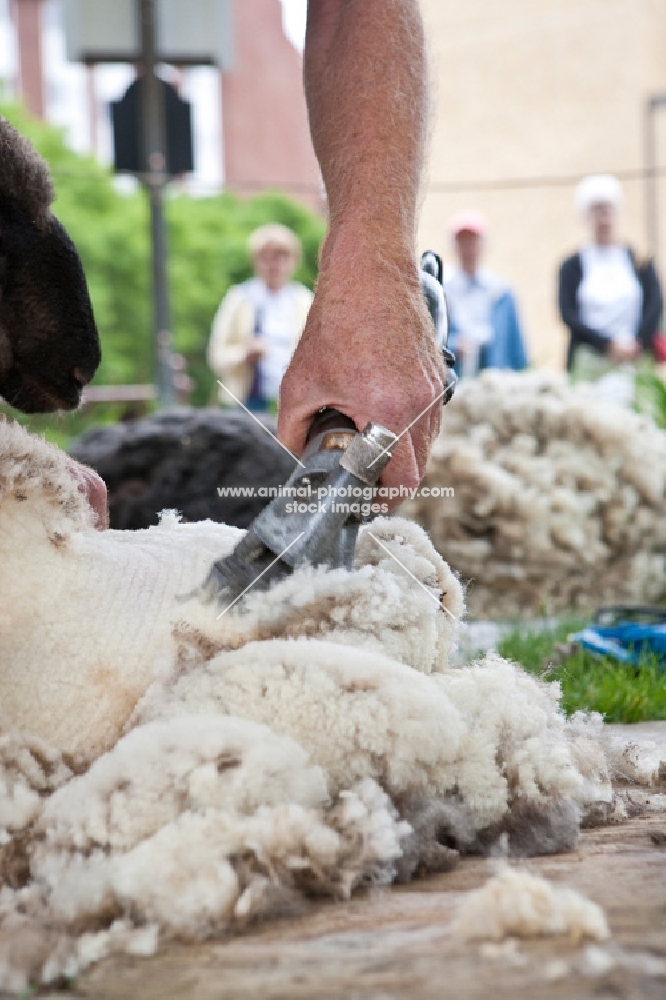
[0,101,325,443]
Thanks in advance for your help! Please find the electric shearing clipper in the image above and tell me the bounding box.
[203,251,456,607]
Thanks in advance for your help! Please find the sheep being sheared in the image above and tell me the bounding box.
[2,417,652,991]
[0,417,461,763]
[0,414,609,834]
[0,117,100,413]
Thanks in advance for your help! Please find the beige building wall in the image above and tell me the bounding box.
[418,0,666,368]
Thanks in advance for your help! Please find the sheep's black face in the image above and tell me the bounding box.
[0,196,101,413]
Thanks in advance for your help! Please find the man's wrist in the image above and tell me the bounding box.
[319,224,420,287]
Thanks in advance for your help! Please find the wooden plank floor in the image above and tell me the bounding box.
[33,722,664,1000]
[55,809,665,1000]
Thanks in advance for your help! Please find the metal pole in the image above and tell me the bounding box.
[644,94,666,272]
[138,0,176,408]
[645,97,659,266]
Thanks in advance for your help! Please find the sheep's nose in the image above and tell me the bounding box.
[70,366,87,389]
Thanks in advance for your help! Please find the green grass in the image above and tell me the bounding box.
[498,618,666,723]
[634,368,666,429]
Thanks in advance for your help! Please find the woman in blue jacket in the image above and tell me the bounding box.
[442,211,529,379]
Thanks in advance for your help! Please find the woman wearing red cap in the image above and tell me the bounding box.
[442,211,529,379]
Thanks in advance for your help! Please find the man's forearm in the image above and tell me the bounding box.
[304,0,428,262]
[278,0,441,496]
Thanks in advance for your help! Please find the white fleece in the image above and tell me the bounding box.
[130,646,611,830]
[32,717,407,931]
[452,866,610,943]
[405,370,666,617]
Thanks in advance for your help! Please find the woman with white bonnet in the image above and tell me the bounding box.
[208,224,313,413]
[558,174,662,391]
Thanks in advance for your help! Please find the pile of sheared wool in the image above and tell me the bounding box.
[404,370,666,618]
[0,417,660,992]
[452,866,610,943]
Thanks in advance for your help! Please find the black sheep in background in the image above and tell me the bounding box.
[70,408,295,530]
[0,117,100,413]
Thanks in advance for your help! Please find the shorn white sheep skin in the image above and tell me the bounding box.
[0,416,663,991]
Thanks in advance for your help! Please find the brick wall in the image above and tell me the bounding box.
[222,0,322,212]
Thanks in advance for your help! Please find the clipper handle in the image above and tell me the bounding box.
[305,406,357,444]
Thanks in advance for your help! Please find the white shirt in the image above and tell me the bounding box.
[241,278,306,400]
[578,245,642,347]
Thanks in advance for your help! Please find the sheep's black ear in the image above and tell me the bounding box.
[0,229,6,299]
[0,228,7,297]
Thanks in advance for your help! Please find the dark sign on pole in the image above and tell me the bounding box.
[61,0,233,411]
[111,77,193,176]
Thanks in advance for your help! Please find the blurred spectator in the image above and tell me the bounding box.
[558,174,663,396]
[443,211,528,379]
[207,224,313,412]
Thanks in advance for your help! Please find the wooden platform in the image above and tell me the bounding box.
[57,809,665,1000]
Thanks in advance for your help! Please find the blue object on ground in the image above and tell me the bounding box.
[570,606,666,668]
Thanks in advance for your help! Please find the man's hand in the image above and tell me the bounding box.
[281,0,434,507]
[278,250,445,499]
[66,458,108,530]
